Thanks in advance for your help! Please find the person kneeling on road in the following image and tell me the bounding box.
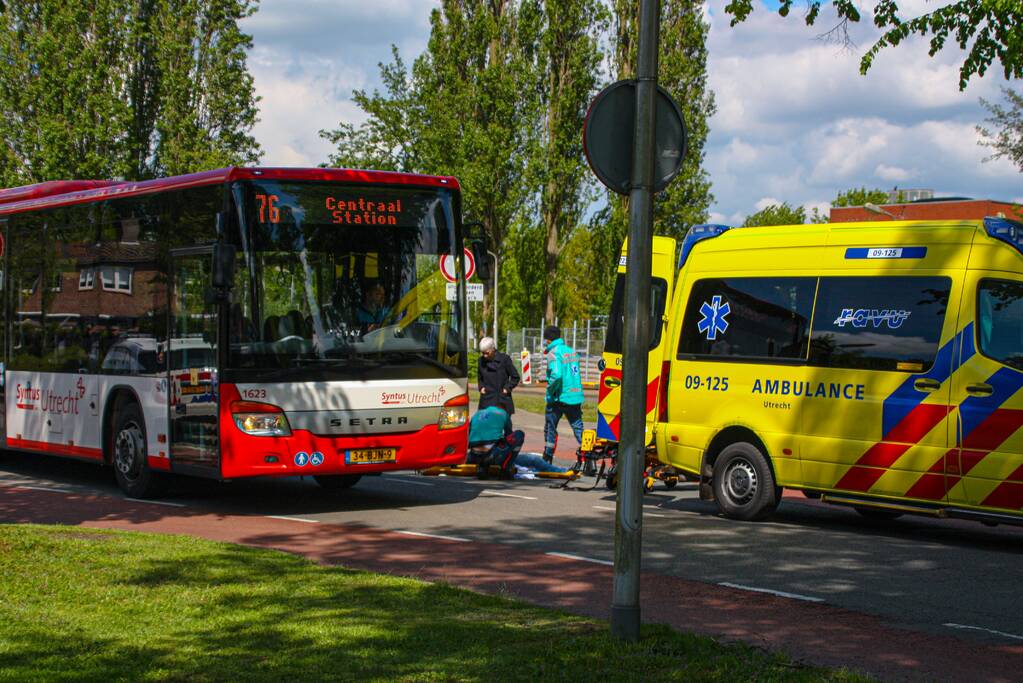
[467,406,569,479]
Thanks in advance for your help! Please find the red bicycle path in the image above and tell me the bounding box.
[2,485,1021,683]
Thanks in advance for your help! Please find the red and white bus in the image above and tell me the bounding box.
[0,167,471,497]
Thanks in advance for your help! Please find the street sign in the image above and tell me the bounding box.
[583,79,687,195]
[446,282,484,302]
[440,247,477,283]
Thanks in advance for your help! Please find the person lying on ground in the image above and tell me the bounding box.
[467,406,571,478]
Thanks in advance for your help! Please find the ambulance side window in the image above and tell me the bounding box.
[678,277,815,361]
[977,279,1023,371]
[809,276,950,372]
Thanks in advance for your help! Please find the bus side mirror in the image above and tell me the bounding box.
[471,239,491,282]
[212,243,236,290]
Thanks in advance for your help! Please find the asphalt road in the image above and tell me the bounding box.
[1,431,1021,654]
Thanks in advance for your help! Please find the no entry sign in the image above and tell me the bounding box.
[440,247,476,283]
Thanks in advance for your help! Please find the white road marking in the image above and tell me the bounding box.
[480,490,537,500]
[546,552,614,566]
[9,484,73,494]
[381,476,434,487]
[718,582,824,603]
[944,623,1023,641]
[265,515,320,524]
[394,530,470,543]
[593,504,664,517]
[125,498,186,508]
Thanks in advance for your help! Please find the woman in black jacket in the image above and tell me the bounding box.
[477,337,520,415]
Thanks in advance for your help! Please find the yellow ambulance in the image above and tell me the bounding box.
[597,217,1023,525]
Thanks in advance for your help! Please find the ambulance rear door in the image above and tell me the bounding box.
[597,236,677,445]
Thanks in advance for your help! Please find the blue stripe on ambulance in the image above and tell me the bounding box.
[881,323,975,437]
[596,410,615,441]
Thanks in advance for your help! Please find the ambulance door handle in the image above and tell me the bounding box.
[914,378,941,393]
[966,383,993,397]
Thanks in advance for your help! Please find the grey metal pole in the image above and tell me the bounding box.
[488,250,499,342]
[586,318,592,383]
[611,0,659,643]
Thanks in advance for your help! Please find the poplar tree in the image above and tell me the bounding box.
[534,0,605,321]
[0,0,261,186]
[584,0,716,313]
[324,1,540,332]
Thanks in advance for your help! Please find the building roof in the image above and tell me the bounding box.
[830,198,1020,223]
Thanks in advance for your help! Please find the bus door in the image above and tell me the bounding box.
[597,236,676,444]
[168,247,220,473]
[951,273,1023,511]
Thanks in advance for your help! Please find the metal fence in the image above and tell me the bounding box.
[504,320,606,387]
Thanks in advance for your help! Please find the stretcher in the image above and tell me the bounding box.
[559,429,689,492]
[420,463,579,480]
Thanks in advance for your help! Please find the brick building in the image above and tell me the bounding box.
[830,196,1021,223]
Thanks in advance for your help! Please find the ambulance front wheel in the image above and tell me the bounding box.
[314,474,362,491]
[713,442,779,521]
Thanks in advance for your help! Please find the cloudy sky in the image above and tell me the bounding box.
[242,0,1022,225]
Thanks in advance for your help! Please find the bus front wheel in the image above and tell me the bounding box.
[111,403,164,498]
[712,442,779,521]
[314,474,362,491]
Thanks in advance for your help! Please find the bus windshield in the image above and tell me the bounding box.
[228,180,465,381]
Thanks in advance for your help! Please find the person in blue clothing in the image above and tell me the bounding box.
[468,405,568,478]
[541,325,585,464]
[355,283,390,331]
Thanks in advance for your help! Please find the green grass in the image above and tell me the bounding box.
[0,525,869,682]
[469,389,599,424]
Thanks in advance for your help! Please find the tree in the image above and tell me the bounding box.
[742,202,806,226]
[723,0,1022,90]
[148,0,263,177]
[0,0,261,186]
[978,86,1023,172]
[418,0,542,333]
[832,186,890,207]
[320,48,424,173]
[533,0,605,320]
[584,0,716,314]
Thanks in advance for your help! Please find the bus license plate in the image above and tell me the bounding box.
[345,448,397,464]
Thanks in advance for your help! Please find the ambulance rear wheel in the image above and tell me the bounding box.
[713,442,779,521]
[111,402,165,499]
[314,474,362,491]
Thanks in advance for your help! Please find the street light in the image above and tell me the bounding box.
[865,202,899,220]
[487,250,498,341]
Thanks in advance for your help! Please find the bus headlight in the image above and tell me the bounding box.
[231,400,292,437]
[437,393,469,430]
